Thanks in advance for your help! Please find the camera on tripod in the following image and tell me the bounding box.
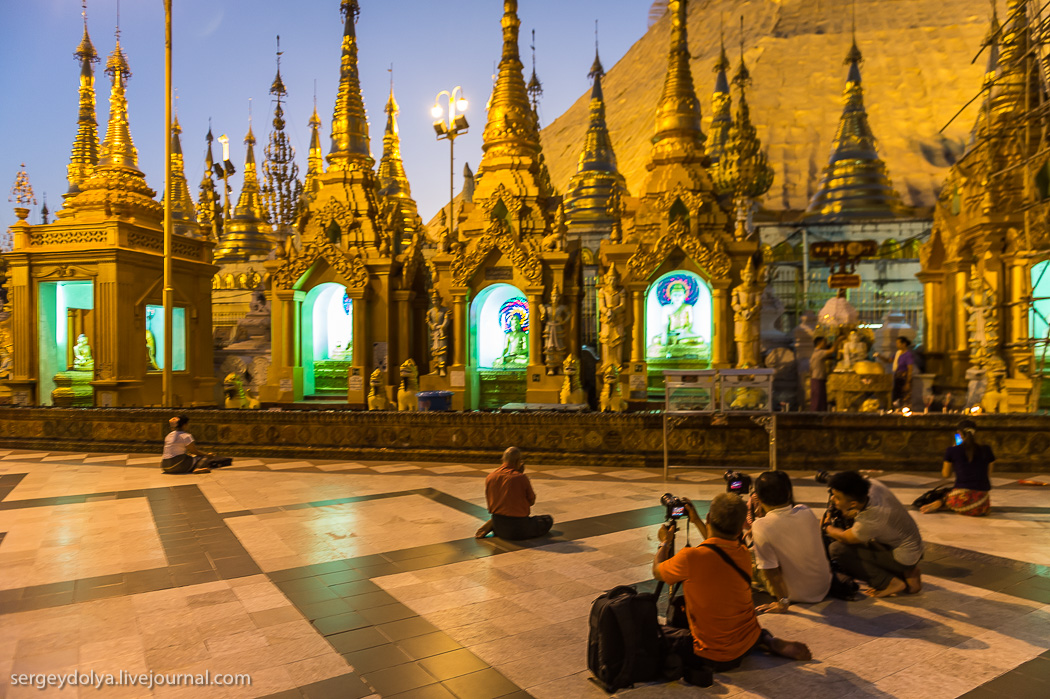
[724,470,752,495]
[660,493,689,522]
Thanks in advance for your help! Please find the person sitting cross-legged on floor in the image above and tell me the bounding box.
[474,446,554,540]
[751,471,832,614]
[824,470,924,598]
[653,493,812,682]
[921,419,995,517]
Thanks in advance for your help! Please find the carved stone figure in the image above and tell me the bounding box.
[731,259,762,368]
[541,205,568,252]
[963,264,999,366]
[146,329,160,370]
[599,363,627,412]
[72,333,94,371]
[492,314,529,368]
[397,358,419,411]
[598,264,627,367]
[426,291,451,376]
[606,188,624,243]
[223,372,260,409]
[541,286,571,373]
[559,354,585,405]
[367,368,391,410]
[834,330,868,373]
[437,209,453,254]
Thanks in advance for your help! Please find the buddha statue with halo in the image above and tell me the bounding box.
[492,314,529,368]
[72,333,94,371]
[648,281,709,359]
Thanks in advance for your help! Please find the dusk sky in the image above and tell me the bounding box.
[0,1,652,238]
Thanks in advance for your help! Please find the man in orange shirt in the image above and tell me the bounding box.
[654,493,811,680]
[475,446,553,540]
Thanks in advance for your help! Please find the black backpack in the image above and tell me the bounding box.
[586,585,668,692]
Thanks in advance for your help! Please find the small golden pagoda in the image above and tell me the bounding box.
[920,0,1045,411]
[705,33,732,169]
[377,83,423,247]
[804,37,906,220]
[65,8,100,201]
[214,121,276,263]
[424,0,580,409]
[196,128,221,241]
[260,43,304,249]
[262,0,426,406]
[2,21,216,407]
[163,116,201,239]
[599,0,758,402]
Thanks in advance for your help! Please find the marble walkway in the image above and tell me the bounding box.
[0,448,1048,698]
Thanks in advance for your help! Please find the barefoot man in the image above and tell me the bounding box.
[475,447,554,540]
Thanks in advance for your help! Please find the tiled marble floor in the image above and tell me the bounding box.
[0,448,1048,698]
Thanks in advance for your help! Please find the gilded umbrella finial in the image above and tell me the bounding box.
[262,35,304,240]
[10,164,37,221]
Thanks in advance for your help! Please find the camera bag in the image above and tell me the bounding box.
[586,585,668,692]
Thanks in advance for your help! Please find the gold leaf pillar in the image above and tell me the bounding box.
[349,291,369,404]
[527,290,544,369]
[711,284,729,367]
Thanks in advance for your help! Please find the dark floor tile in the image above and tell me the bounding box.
[342,644,413,674]
[364,662,438,696]
[385,542,462,562]
[356,562,402,578]
[417,649,489,681]
[494,691,533,699]
[360,603,416,625]
[299,599,354,621]
[318,569,365,587]
[396,632,462,660]
[171,570,220,587]
[978,671,1049,697]
[328,626,389,654]
[395,553,474,573]
[1000,583,1050,605]
[344,590,398,609]
[387,683,457,699]
[314,611,368,636]
[268,567,317,583]
[214,558,262,579]
[379,617,441,642]
[330,579,381,598]
[300,673,371,699]
[277,576,330,594]
[23,580,75,597]
[74,584,124,603]
[345,553,392,568]
[284,587,339,606]
[1017,655,1050,680]
[306,560,352,575]
[19,591,75,611]
[441,669,520,699]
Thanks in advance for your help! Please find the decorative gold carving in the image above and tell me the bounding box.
[28,228,107,247]
[272,240,369,291]
[326,1,373,171]
[625,220,732,281]
[450,215,542,286]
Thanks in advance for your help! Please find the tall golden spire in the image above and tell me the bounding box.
[650,0,704,165]
[66,2,100,197]
[479,0,542,164]
[261,36,304,238]
[196,127,221,240]
[377,80,420,230]
[711,25,774,239]
[707,26,732,167]
[164,114,199,235]
[970,2,1000,144]
[214,118,276,262]
[804,36,903,220]
[60,21,161,225]
[987,0,1038,128]
[564,46,627,226]
[326,0,372,171]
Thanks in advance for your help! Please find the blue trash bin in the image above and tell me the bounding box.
[417,390,453,412]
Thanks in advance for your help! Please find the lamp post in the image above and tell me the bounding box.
[431,87,468,240]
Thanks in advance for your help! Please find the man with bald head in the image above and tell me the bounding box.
[475,446,554,540]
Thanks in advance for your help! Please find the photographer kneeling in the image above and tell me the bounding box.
[653,493,811,681]
[824,471,923,598]
[161,415,230,474]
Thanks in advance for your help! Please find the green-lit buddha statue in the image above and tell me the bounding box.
[648,282,708,359]
[72,333,94,371]
[492,314,528,368]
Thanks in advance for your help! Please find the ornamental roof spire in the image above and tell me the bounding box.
[707,20,733,167]
[261,36,304,238]
[214,113,276,262]
[649,0,705,166]
[378,78,416,207]
[479,0,542,166]
[163,114,199,235]
[327,0,372,171]
[98,25,138,171]
[564,40,627,227]
[196,125,221,240]
[304,87,324,197]
[67,1,100,196]
[804,32,904,220]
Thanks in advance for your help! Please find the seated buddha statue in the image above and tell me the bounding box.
[492,314,528,368]
[72,333,94,371]
[647,282,708,359]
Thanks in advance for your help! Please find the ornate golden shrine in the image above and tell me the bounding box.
[919,1,1046,412]
[422,0,581,410]
[2,24,216,407]
[598,0,760,403]
[260,3,426,407]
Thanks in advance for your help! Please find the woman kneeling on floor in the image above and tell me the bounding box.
[922,419,994,517]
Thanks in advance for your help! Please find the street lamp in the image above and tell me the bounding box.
[431,87,468,240]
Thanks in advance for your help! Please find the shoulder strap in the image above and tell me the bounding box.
[700,543,751,584]
[608,593,640,688]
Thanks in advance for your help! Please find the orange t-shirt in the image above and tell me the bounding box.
[484,465,536,517]
[657,537,762,662]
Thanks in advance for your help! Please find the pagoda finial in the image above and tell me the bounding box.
[377,71,419,245]
[527,29,543,115]
[563,39,627,229]
[327,0,372,170]
[262,44,304,238]
[164,111,199,234]
[711,17,774,239]
[650,0,704,165]
[305,81,324,196]
[196,123,221,240]
[67,0,101,196]
[589,20,604,80]
[97,15,139,171]
[805,30,903,220]
[10,164,37,208]
[707,15,733,166]
[479,0,542,164]
[214,113,276,263]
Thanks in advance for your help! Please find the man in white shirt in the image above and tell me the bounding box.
[751,471,832,613]
[161,415,216,474]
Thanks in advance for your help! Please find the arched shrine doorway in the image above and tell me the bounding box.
[470,283,530,409]
[302,282,353,396]
[645,269,713,371]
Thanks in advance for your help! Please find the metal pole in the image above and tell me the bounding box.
[449,135,455,239]
[801,227,810,312]
[162,0,174,407]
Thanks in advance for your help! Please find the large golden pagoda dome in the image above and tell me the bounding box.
[540,0,992,212]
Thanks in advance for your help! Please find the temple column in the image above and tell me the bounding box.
[630,288,645,363]
[347,290,369,405]
[1006,257,1030,374]
[393,289,415,373]
[528,292,544,367]
[953,267,969,354]
[917,270,946,376]
[275,290,303,368]
[567,285,581,355]
[711,285,728,367]
[451,289,468,367]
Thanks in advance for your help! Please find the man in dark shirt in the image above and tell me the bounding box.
[475,446,553,540]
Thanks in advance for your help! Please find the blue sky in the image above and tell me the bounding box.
[0,1,651,236]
